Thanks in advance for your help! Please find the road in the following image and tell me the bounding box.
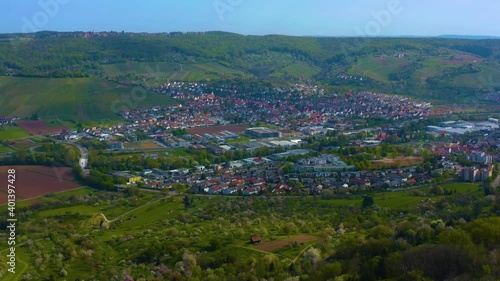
[65,141,89,174]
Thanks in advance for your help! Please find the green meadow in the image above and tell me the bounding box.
[0,76,177,123]
[0,125,28,140]
[0,182,489,280]
[348,56,408,82]
[102,62,247,81]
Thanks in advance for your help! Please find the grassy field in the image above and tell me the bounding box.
[26,137,53,143]
[0,76,177,123]
[0,180,488,279]
[348,53,496,87]
[450,63,500,88]
[102,62,247,81]
[227,135,252,144]
[0,247,29,281]
[168,148,190,156]
[413,58,462,84]
[14,187,96,208]
[371,156,424,169]
[6,138,40,151]
[124,140,164,150]
[375,183,480,210]
[348,56,408,82]
[0,125,28,140]
[0,143,14,153]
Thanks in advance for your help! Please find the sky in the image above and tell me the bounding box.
[0,0,499,36]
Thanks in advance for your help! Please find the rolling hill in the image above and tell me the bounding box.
[0,76,176,124]
[0,31,499,105]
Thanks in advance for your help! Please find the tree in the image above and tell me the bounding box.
[362,196,374,208]
[283,222,297,237]
[430,185,444,195]
[304,247,321,270]
[182,250,197,270]
[183,196,194,209]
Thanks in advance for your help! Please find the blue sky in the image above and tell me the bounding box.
[1,0,499,36]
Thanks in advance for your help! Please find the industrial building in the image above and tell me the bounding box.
[427,119,499,135]
[245,127,282,139]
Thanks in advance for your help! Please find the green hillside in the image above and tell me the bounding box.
[102,61,249,81]
[0,76,176,123]
[347,56,410,82]
[0,32,499,102]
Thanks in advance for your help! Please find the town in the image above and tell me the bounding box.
[19,81,493,197]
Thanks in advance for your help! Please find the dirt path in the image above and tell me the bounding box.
[232,245,291,260]
[0,187,86,206]
[290,244,313,266]
[108,195,171,223]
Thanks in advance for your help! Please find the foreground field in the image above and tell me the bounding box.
[0,165,81,204]
[0,181,494,280]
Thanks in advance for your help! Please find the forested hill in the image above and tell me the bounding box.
[1,31,499,101]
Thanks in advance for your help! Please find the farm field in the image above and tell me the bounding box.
[3,138,40,151]
[413,58,465,84]
[256,234,318,252]
[0,76,177,123]
[347,53,494,87]
[17,120,67,135]
[124,140,164,150]
[371,156,424,169]
[348,56,409,82]
[0,165,82,204]
[0,124,28,140]
[450,63,500,88]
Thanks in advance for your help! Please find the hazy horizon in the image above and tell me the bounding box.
[1,0,499,37]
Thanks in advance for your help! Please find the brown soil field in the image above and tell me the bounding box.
[371,156,423,169]
[17,121,67,135]
[186,124,248,135]
[256,235,318,252]
[7,139,39,150]
[442,55,483,65]
[0,165,81,204]
[124,140,163,149]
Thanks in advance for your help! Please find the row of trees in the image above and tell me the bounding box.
[0,143,79,167]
